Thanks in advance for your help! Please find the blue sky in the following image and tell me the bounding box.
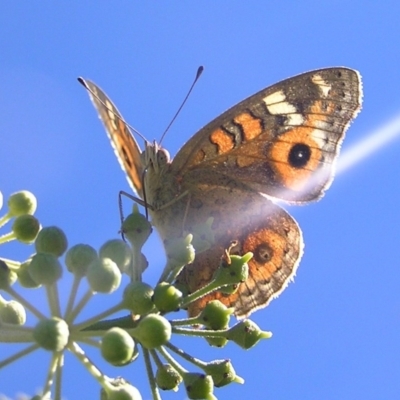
[1,2,400,399]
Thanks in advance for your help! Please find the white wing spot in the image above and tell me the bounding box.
[263,90,286,105]
[287,113,304,126]
[263,90,297,115]
[311,128,329,148]
[312,74,332,98]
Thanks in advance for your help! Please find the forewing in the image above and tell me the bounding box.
[172,68,362,202]
[79,78,144,197]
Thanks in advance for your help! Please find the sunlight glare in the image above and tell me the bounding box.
[337,113,400,174]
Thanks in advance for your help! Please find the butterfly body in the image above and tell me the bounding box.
[80,67,362,318]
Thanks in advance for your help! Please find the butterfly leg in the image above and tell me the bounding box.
[118,190,154,229]
[156,190,190,211]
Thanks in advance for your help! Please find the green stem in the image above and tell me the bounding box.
[180,280,221,309]
[131,245,142,282]
[42,351,61,397]
[170,315,202,326]
[149,349,164,369]
[142,346,162,400]
[68,341,108,387]
[78,337,101,348]
[166,265,186,284]
[0,212,11,229]
[0,231,16,244]
[5,286,46,320]
[72,302,124,332]
[158,261,184,284]
[54,354,64,400]
[0,343,38,369]
[165,341,206,369]
[80,315,136,333]
[46,282,61,317]
[0,324,34,343]
[66,288,93,324]
[172,326,227,338]
[64,275,82,319]
[157,345,187,376]
[0,257,21,270]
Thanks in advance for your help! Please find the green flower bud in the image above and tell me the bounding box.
[87,258,121,293]
[153,282,183,313]
[0,299,26,325]
[12,214,40,243]
[202,359,244,387]
[65,244,97,277]
[0,259,17,289]
[205,336,228,348]
[218,283,239,295]
[33,317,69,351]
[122,281,154,315]
[35,226,68,256]
[7,191,37,216]
[198,300,233,330]
[103,383,142,400]
[226,319,272,349]
[165,234,195,267]
[190,217,215,253]
[16,259,40,288]
[212,253,251,286]
[138,253,148,274]
[28,253,62,285]
[121,206,152,249]
[156,363,182,391]
[99,239,132,273]
[132,314,171,349]
[101,327,136,366]
[173,281,189,298]
[180,253,251,313]
[100,377,128,400]
[183,372,216,400]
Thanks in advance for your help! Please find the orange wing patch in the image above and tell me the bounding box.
[267,100,336,191]
[210,128,235,153]
[234,112,263,140]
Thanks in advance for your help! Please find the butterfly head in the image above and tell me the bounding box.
[139,140,176,213]
[141,141,171,174]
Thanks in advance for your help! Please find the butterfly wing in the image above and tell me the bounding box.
[172,67,362,203]
[79,78,144,198]
[175,188,303,319]
[172,68,361,317]
[80,69,361,319]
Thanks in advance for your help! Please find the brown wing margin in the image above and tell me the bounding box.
[79,78,144,197]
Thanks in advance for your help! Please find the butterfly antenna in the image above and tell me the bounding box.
[77,77,148,143]
[159,66,204,145]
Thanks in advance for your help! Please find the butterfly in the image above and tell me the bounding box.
[79,67,362,319]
